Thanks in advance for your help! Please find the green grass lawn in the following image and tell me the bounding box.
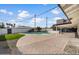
[0,33,25,41]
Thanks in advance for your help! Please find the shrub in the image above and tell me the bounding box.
[0,35,6,41]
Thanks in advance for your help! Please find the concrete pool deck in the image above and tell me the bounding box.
[16,32,78,54]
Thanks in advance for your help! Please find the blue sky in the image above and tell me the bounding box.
[0,4,67,27]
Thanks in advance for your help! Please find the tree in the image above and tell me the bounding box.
[0,22,5,28]
[36,27,42,32]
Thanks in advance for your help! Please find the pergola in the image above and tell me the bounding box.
[57,4,79,29]
[54,4,79,38]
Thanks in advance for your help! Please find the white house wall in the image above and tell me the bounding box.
[12,28,32,33]
[0,27,32,35]
[0,28,7,35]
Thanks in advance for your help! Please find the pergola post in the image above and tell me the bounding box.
[56,26,57,31]
[56,26,58,36]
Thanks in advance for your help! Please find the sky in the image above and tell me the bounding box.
[0,4,67,27]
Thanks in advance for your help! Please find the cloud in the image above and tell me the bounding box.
[0,9,13,15]
[0,9,7,14]
[8,12,13,15]
[18,10,21,12]
[51,8,60,15]
[17,10,30,19]
[47,17,62,25]
[53,17,62,20]
[6,19,16,24]
[16,22,24,26]
[31,18,45,23]
[17,17,23,20]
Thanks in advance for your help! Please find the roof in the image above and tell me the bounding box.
[16,26,32,29]
[54,22,71,26]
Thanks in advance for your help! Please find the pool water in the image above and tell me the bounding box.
[24,31,49,35]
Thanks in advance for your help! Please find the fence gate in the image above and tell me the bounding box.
[7,28,12,34]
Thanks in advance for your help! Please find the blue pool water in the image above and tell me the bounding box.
[24,31,49,35]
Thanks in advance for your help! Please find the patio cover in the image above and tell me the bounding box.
[57,4,79,29]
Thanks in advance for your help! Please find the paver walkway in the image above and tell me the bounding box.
[0,41,11,54]
[16,33,70,54]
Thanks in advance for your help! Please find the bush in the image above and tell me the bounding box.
[0,35,6,41]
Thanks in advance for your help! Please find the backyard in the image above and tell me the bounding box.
[0,4,79,55]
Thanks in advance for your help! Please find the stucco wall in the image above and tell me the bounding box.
[0,28,7,35]
[12,28,32,33]
[0,27,32,35]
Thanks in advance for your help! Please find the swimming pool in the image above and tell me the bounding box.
[24,31,49,35]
